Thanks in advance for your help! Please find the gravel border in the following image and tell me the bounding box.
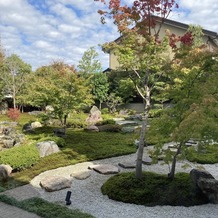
[30,150,218,218]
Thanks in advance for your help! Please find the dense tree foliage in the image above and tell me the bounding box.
[0,54,32,109]
[91,72,109,110]
[77,46,102,77]
[27,61,94,126]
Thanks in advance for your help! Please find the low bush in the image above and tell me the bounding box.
[0,144,40,170]
[7,108,20,121]
[186,144,218,164]
[97,124,121,132]
[0,195,94,218]
[101,172,208,206]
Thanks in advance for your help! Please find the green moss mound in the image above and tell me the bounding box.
[101,172,208,206]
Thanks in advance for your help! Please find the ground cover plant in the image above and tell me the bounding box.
[0,113,137,187]
[101,172,208,207]
[0,195,94,218]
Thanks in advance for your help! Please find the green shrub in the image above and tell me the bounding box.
[96,119,116,125]
[0,195,94,218]
[186,144,218,164]
[101,108,109,114]
[36,135,66,147]
[0,186,6,192]
[101,172,208,206]
[97,124,121,132]
[0,144,40,170]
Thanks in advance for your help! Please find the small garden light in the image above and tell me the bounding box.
[65,191,72,205]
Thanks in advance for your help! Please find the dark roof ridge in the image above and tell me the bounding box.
[155,16,217,37]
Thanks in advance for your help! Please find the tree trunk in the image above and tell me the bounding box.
[135,86,151,179]
[168,142,183,180]
[99,101,102,110]
[63,114,67,135]
[135,115,147,178]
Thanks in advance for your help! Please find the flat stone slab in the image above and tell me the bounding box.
[70,170,91,180]
[118,162,136,169]
[40,176,72,192]
[142,156,152,165]
[88,164,120,175]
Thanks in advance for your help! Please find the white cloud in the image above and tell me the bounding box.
[0,0,217,71]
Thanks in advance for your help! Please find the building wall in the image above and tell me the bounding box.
[109,22,215,70]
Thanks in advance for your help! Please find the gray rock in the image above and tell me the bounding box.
[71,171,92,180]
[85,125,99,132]
[89,164,120,175]
[31,121,42,129]
[36,141,60,158]
[142,156,152,165]
[40,176,72,192]
[0,164,12,180]
[53,128,66,137]
[121,126,138,133]
[190,169,218,204]
[86,106,102,124]
[118,162,136,169]
[3,139,15,148]
[22,123,33,132]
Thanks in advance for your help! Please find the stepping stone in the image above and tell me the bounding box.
[142,156,152,165]
[40,176,72,192]
[89,164,120,175]
[118,162,136,169]
[70,171,91,180]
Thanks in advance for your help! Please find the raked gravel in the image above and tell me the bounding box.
[30,148,218,218]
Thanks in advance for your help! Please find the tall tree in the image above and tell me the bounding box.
[77,46,102,77]
[28,61,94,127]
[149,46,218,180]
[91,72,109,110]
[0,54,32,109]
[96,0,179,178]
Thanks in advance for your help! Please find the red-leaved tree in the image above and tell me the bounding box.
[95,0,196,179]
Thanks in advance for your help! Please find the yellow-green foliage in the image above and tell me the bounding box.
[0,144,40,170]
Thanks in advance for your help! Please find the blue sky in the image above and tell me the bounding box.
[0,0,217,71]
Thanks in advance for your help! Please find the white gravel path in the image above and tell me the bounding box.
[30,150,218,218]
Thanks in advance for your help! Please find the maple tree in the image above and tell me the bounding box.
[148,45,218,179]
[95,0,180,178]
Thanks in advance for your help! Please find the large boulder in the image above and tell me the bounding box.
[0,164,12,180]
[86,106,102,125]
[40,176,72,192]
[190,169,218,204]
[36,141,60,158]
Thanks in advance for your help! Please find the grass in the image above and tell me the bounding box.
[0,113,137,186]
[186,144,218,164]
[0,195,94,218]
[101,172,209,207]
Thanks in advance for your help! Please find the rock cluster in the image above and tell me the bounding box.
[0,122,25,150]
